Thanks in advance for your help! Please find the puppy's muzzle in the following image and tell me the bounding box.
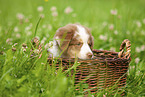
[87,52,93,59]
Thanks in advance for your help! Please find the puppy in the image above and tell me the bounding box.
[48,24,94,59]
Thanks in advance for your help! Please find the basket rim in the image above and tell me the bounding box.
[47,49,131,63]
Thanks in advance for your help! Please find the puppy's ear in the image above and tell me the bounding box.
[90,36,94,50]
[85,26,94,50]
[54,27,74,52]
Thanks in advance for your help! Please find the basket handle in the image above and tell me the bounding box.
[118,39,131,59]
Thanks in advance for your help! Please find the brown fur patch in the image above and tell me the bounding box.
[54,24,77,57]
[54,24,94,58]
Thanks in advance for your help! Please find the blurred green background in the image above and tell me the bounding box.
[0,0,145,96]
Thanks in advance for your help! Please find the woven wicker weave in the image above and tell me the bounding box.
[31,38,131,94]
[47,39,131,94]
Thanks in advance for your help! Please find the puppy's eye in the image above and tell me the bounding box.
[77,43,81,46]
[76,43,82,46]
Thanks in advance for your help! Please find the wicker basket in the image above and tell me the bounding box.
[31,38,131,94]
[47,39,131,94]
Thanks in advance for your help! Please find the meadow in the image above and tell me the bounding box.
[0,0,145,96]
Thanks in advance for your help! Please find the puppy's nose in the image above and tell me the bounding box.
[87,52,93,58]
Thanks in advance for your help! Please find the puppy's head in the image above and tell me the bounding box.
[54,24,94,59]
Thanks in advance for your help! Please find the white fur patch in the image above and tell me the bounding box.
[76,25,93,59]
[47,40,60,57]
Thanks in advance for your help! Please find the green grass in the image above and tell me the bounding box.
[0,0,145,96]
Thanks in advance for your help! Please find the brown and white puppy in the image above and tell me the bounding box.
[48,24,94,59]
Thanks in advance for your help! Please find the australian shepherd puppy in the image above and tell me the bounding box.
[48,24,94,59]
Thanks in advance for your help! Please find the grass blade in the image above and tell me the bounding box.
[34,17,42,37]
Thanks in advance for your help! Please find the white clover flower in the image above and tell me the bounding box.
[40,14,45,18]
[1,47,5,50]
[22,46,28,49]
[64,6,73,14]
[6,38,13,45]
[48,41,54,48]
[143,19,145,24]
[109,37,113,42]
[99,48,104,50]
[50,6,57,12]
[43,37,47,41]
[12,43,18,48]
[103,94,106,97]
[14,74,17,78]
[141,45,145,51]
[110,9,117,15]
[16,33,21,38]
[99,35,104,40]
[42,24,46,28]
[99,35,107,41]
[44,43,49,49]
[41,40,45,44]
[52,11,58,17]
[13,43,18,46]
[135,57,140,64]
[27,31,32,36]
[25,26,31,31]
[41,63,45,65]
[22,43,28,52]
[14,26,19,32]
[41,37,47,44]
[127,70,130,75]
[37,6,43,12]
[16,13,24,20]
[34,49,39,54]
[46,34,50,38]
[135,47,141,53]
[132,66,135,69]
[109,24,114,30]
[114,30,118,35]
[110,47,116,52]
[13,56,16,59]
[141,30,145,35]
[35,36,40,40]
[25,18,29,23]
[136,71,141,75]
[126,31,130,35]
[25,24,32,32]
[136,21,142,27]
[48,24,52,30]
[102,22,108,27]
[23,48,26,52]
